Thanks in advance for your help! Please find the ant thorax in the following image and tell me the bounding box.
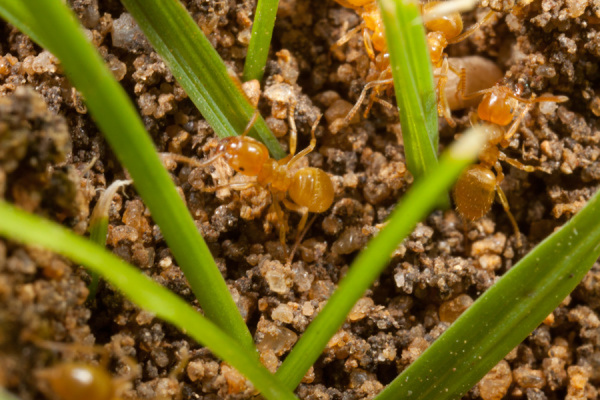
[257,158,292,192]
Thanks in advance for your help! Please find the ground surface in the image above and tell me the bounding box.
[1,0,600,399]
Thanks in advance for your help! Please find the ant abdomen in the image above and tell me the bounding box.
[453,165,497,221]
[36,362,115,400]
[289,168,335,213]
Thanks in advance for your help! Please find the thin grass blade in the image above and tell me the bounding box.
[375,188,600,399]
[0,2,46,50]
[7,0,255,351]
[87,180,131,299]
[0,201,297,400]
[119,0,285,159]
[243,0,279,82]
[276,127,487,389]
[378,0,438,179]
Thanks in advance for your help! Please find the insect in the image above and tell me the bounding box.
[32,338,138,400]
[452,78,568,245]
[424,2,496,127]
[32,337,187,400]
[164,110,335,251]
[332,0,495,128]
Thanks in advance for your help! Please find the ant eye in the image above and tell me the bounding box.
[239,167,245,171]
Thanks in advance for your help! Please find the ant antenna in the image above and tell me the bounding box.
[242,109,260,137]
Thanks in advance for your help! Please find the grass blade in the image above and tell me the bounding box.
[0,201,298,400]
[87,180,131,299]
[8,0,255,351]
[0,2,45,50]
[276,127,486,389]
[243,0,279,82]
[120,0,285,159]
[375,187,600,399]
[378,0,438,179]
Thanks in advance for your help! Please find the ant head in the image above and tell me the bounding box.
[218,136,269,176]
[478,87,515,126]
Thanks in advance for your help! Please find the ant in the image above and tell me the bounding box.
[163,109,335,254]
[332,0,495,128]
[452,77,568,246]
[32,337,187,400]
[424,1,496,127]
[31,338,139,400]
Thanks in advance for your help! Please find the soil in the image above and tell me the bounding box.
[1,0,600,399]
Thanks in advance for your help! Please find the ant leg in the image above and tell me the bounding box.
[203,181,257,193]
[286,114,323,168]
[282,199,310,235]
[437,56,456,127]
[285,214,317,267]
[363,29,376,61]
[342,78,395,127]
[241,108,261,137]
[159,152,223,170]
[493,162,523,247]
[363,69,394,118]
[448,10,496,44]
[288,99,298,156]
[271,198,289,252]
[501,103,531,147]
[498,151,536,172]
[331,23,364,50]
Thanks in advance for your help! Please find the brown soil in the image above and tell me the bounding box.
[1,0,600,399]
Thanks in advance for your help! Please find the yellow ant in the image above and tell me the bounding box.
[452,77,568,246]
[332,0,495,127]
[163,109,335,254]
[31,337,187,400]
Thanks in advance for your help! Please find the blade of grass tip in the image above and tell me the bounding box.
[87,179,132,300]
[13,0,255,352]
[378,0,438,180]
[0,201,298,400]
[375,188,600,399]
[243,0,279,82]
[0,2,46,50]
[119,0,285,159]
[276,126,487,389]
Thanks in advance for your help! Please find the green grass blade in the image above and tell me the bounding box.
[378,0,438,179]
[276,127,487,389]
[87,180,131,300]
[0,201,297,400]
[9,0,255,351]
[375,188,600,399]
[0,2,45,49]
[120,0,285,159]
[243,0,279,82]
[0,388,20,400]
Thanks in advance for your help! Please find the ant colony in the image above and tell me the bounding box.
[332,0,568,245]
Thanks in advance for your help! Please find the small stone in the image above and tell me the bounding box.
[478,360,513,400]
[348,297,374,322]
[513,366,546,389]
[439,294,474,323]
[272,304,294,324]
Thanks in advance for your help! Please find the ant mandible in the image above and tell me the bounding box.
[452,77,568,246]
[165,109,335,250]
